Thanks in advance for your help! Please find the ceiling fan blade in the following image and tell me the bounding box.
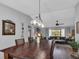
[59,23,64,25]
[55,20,64,26]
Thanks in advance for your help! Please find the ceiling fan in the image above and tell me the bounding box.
[55,20,64,26]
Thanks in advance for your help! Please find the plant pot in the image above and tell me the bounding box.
[73,48,78,52]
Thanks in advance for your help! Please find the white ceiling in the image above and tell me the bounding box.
[0,0,79,27]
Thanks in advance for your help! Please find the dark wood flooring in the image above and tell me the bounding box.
[53,44,74,59]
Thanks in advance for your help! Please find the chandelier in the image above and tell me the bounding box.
[31,0,44,28]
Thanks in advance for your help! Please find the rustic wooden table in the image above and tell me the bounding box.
[0,40,53,59]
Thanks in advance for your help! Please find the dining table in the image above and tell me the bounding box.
[0,40,53,59]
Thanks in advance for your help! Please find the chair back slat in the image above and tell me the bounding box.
[15,39,25,46]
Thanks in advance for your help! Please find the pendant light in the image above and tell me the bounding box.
[31,0,44,28]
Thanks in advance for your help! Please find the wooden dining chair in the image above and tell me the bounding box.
[15,38,25,46]
[28,37,33,43]
[14,39,25,59]
[50,40,55,59]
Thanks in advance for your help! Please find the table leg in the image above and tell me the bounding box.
[4,52,13,59]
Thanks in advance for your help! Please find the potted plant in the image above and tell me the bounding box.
[70,42,79,52]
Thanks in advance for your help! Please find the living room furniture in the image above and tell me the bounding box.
[55,40,66,44]
[48,36,66,40]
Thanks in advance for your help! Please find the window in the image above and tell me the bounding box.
[52,30,61,37]
[49,29,65,37]
[61,29,65,37]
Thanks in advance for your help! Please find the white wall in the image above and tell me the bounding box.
[0,3,32,59]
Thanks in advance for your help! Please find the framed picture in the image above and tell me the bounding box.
[76,21,79,33]
[2,20,15,35]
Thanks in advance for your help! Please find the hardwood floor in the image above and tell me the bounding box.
[53,44,74,59]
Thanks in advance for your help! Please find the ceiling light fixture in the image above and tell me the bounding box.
[31,0,44,28]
